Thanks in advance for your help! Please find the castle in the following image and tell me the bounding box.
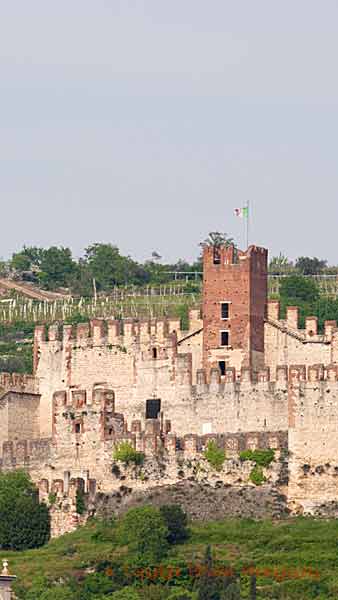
[1,242,338,535]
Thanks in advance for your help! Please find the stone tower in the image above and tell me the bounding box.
[202,243,268,378]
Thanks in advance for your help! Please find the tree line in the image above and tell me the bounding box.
[0,244,202,295]
[0,234,335,296]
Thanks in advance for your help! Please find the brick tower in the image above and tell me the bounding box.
[202,243,268,378]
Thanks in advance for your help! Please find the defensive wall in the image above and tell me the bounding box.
[265,301,338,377]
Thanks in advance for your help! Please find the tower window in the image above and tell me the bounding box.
[75,423,82,434]
[213,247,221,265]
[146,398,161,419]
[218,361,226,376]
[221,302,230,320]
[220,331,230,347]
[152,347,158,359]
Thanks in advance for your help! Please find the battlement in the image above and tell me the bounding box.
[194,363,338,388]
[0,438,52,469]
[0,372,38,396]
[203,244,267,270]
[34,311,203,369]
[267,300,338,342]
[112,418,287,457]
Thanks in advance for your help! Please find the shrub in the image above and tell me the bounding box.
[204,440,226,471]
[48,492,57,506]
[168,589,197,599]
[0,470,50,550]
[22,577,74,600]
[76,489,86,515]
[117,506,169,563]
[110,588,141,599]
[160,504,189,545]
[249,466,266,486]
[113,442,144,466]
[239,448,275,467]
[78,572,116,598]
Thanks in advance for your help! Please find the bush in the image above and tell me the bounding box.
[168,590,197,599]
[77,572,116,599]
[249,466,266,486]
[117,506,169,564]
[204,440,226,471]
[113,442,144,466]
[160,505,189,545]
[76,488,86,515]
[239,449,275,467]
[110,588,141,599]
[0,471,50,550]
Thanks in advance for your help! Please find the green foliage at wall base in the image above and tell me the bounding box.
[204,440,226,471]
[0,470,50,550]
[239,448,275,467]
[249,466,266,486]
[113,441,144,466]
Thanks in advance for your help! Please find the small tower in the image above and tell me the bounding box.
[0,560,16,600]
[202,243,268,378]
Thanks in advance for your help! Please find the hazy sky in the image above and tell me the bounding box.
[1,1,338,264]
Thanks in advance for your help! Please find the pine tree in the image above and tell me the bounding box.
[222,583,241,599]
[249,574,257,600]
[197,545,220,600]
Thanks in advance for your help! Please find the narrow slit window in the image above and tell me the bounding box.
[218,361,226,376]
[152,347,158,359]
[220,331,230,347]
[75,423,81,434]
[221,302,229,320]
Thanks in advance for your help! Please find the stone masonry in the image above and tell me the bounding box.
[2,241,338,535]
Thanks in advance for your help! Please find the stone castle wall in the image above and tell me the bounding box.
[34,311,204,437]
[265,301,337,378]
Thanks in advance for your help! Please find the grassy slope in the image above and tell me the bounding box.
[6,517,338,598]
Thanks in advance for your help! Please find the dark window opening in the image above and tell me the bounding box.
[152,347,158,359]
[220,331,229,347]
[75,423,81,434]
[146,398,161,419]
[213,247,221,265]
[108,428,113,435]
[218,361,226,376]
[221,302,229,320]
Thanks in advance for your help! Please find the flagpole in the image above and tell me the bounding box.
[246,200,250,248]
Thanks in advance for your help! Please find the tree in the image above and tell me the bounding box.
[117,506,169,564]
[84,243,147,290]
[279,275,319,304]
[196,546,220,600]
[0,471,50,550]
[249,575,256,600]
[222,584,241,599]
[11,252,31,272]
[196,546,236,600]
[295,256,327,275]
[160,504,189,544]
[199,232,235,249]
[77,572,116,599]
[10,246,44,273]
[38,247,76,290]
[268,253,293,275]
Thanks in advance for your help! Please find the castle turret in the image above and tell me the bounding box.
[202,243,268,378]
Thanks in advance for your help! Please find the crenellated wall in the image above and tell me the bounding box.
[265,300,338,378]
[0,372,38,396]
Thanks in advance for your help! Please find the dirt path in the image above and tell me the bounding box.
[0,278,69,301]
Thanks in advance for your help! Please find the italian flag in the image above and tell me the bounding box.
[234,207,248,218]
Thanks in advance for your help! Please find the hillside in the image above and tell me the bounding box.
[8,516,336,599]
